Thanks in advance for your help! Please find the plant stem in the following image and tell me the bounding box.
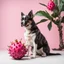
[58,25,64,49]
[58,7,64,49]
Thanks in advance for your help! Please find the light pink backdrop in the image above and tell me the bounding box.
[0,0,64,50]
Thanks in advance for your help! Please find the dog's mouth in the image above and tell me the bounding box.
[21,22,30,27]
[25,23,30,27]
[21,20,32,30]
[25,24,29,27]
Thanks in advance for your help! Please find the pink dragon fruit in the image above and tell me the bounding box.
[47,0,55,11]
[8,39,27,60]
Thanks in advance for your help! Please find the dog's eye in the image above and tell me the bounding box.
[21,18,24,20]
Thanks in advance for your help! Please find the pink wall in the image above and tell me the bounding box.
[0,0,64,50]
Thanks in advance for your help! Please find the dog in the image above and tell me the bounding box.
[21,10,60,58]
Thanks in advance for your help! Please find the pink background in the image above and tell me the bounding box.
[0,0,64,50]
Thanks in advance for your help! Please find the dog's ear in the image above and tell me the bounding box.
[21,12,24,16]
[28,10,33,18]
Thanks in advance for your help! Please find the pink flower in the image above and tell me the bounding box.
[47,0,55,11]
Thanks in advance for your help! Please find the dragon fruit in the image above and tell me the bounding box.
[47,0,55,11]
[8,39,27,60]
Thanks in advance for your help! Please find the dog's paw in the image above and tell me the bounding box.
[41,53,46,57]
[28,56,32,59]
[31,54,36,58]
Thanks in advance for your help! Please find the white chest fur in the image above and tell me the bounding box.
[24,30,36,46]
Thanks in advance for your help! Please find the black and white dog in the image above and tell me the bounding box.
[21,10,60,58]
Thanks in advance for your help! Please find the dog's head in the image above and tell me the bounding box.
[21,10,35,30]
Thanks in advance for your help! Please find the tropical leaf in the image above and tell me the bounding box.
[36,19,48,25]
[47,22,52,30]
[39,3,47,7]
[55,5,59,12]
[59,0,64,12]
[62,0,64,3]
[59,3,62,10]
[59,0,63,3]
[54,0,58,6]
[51,10,59,18]
[61,4,64,11]
[54,20,60,26]
[59,2,63,11]
[35,11,53,20]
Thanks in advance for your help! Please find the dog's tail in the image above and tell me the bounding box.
[47,53,61,56]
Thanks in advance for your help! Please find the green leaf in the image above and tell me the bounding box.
[51,10,59,18]
[54,20,60,25]
[55,5,59,12]
[61,16,64,23]
[47,22,52,30]
[39,3,47,7]
[59,0,64,12]
[35,11,53,20]
[61,4,64,11]
[59,0,62,3]
[54,0,58,6]
[62,0,64,3]
[36,19,48,25]
[59,2,63,11]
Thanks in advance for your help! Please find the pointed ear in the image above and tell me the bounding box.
[28,10,33,18]
[21,12,24,16]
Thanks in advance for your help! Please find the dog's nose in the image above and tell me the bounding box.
[21,22,23,25]
[21,22,23,27]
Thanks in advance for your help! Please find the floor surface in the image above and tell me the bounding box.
[0,50,64,64]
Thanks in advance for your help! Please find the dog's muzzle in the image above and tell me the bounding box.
[21,22,24,27]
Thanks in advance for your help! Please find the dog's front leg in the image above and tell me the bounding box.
[32,43,37,58]
[24,40,29,57]
[25,41,32,58]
